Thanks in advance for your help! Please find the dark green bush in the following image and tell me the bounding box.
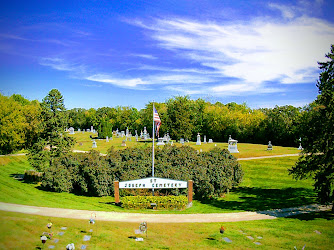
[24,169,43,182]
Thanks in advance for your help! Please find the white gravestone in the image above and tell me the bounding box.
[69,127,75,135]
[203,135,207,144]
[208,139,213,143]
[157,138,165,146]
[228,135,239,153]
[92,140,97,148]
[267,141,273,150]
[196,133,201,145]
[180,138,184,145]
[106,136,109,142]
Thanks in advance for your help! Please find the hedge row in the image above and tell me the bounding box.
[40,145,243,200]
[122,195,188,210]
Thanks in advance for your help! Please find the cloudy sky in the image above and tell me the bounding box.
[1,0,333,109]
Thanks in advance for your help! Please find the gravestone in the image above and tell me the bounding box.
[143,127,148,140]
[78,128,81,132]
[69,127,75,135]
[180,138,184,145]
[196,133,201,145]
[91,126,93,131]
[267,141,273,150]
[157,138,165,146]
[228,135,239,153]
[203,135,207,144]
[92,140,97,148]
[208,139,213,143]
[106,136,109,142]
[121,140,126,147]
[121,131,125,137]
[298,138,303,150]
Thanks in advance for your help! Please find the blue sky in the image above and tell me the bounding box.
[1,0,333,110]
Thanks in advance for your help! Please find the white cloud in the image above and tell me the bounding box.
[131,6,334,95]
[131,54,157,60]
[85,74,148,88]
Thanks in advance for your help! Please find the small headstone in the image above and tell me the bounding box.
[106,136,109,142]
[208,139,213,143]
[203,135,207,143]
[53,239,59,243]
[254,242,262,245]
[89,229,93,233]
[48,245,55,249]
[223,237,232,243]
[78,128,81,132]
[314,230,321,234]
[196,133,201,145]
[246,236,254,240]
[180,138,184,145]
[61,227,67,230]
[267,141,273,150]
[121,140,126,147]
[135,238,144,241]
[79,142,83,146]
[157,138,165,146]
[69,127,75,135]
[200,149,202,152]
[83,235,91,241]
[58,232,64,236]
[91,126,93,131]
[257,236,263,239]
[92,140,97,148]
[81,245,87,250]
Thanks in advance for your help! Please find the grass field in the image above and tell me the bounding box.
[0,155,316,213]
[69,131,301,157]
[0,210,333,249]
[0,144,332,249]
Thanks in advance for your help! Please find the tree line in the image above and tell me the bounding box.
[1,92,309,155]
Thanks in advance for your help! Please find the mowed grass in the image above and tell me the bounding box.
[70,131,301,157]
[0,210,333,249]
[0,154,316,213]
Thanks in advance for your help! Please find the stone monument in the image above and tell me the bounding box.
[157,138,165,146]
[92,140,97,148]
[180,138,184,145]
[196,133,201,145]
[228,135,239,153]
[267,141,273,150]
[69,127,75,135]
[203,135,207,144]
[121,140,126,147]
[106,136,109,142]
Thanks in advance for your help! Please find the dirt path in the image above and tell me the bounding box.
[0,202,330,223]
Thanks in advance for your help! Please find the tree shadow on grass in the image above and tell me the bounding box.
[202,187,317,212]
[288,211,334,221]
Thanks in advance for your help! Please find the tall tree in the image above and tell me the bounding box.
[289,45,334,210]
[28,89,74,171]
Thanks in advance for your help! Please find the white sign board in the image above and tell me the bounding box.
[119,177,188,189]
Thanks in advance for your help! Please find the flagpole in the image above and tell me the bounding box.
[152,102,155,196]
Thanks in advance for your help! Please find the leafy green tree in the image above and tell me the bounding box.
[166,96,194,140]
[289,45,334,210]
[28,89,74,171]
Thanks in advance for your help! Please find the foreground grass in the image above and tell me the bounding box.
[70,131,301,157]
[0,210,333,249]
[0,155,316,213]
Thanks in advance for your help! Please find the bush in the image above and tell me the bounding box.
[122,195,188,210]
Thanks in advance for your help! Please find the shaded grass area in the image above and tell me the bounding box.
[70,131,300,157]
[0,155,316,213]
[0,210,333,249]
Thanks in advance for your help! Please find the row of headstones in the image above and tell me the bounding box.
[67,126,97,135]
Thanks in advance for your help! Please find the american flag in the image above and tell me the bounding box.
[153,107,161,136]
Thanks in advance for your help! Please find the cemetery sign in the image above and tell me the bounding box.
[119,177,188,189]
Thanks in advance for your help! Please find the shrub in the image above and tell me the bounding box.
[24,170,43,182]
[122,195,188,210]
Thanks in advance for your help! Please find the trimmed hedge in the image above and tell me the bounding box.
[122,195,188,210]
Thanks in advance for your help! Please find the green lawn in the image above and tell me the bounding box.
[70,131,301,157]
[0,210,333,249]
[0,155,316,213]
